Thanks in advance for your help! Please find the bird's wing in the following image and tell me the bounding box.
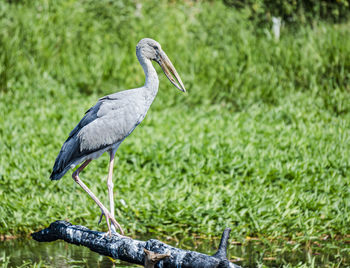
[50,89,146,180]
[68,88,139,139]
[77,94,145,153]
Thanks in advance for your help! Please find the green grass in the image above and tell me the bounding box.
[1,0,350,266]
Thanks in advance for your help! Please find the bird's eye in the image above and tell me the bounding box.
[153,46,158,50]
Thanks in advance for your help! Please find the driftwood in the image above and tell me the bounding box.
[31,221,241,268]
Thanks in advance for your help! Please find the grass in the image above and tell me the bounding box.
[0,0,350,266]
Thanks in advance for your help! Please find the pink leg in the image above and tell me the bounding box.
[72,160,124,235]
[107,151,116,230]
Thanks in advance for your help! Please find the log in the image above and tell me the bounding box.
[31,221,241,268]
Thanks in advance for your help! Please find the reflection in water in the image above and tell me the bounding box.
[0,239,132,267]
[0,235,348,267]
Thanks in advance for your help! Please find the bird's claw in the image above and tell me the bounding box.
[97,209,124,236]
[98,212,104,225]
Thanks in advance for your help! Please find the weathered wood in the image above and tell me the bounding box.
[31,221,241,268]
[144,248,171,268]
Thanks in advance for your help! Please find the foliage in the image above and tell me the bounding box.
[223,0,350,24]
[0,0,349,266]
[1,1,350,111]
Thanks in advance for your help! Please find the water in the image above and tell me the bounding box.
[0,239,132,267]
[0,235,349,267]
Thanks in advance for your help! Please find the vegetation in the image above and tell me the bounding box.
[223,0,350,24]
[0,0,349,266]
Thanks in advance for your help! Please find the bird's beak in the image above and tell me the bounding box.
[158,50,186,92]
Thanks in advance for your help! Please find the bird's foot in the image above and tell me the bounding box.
[98,209,124,236]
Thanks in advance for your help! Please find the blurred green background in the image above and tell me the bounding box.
[0,0,349,266]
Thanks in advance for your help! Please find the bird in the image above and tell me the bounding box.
[50,38,186,235]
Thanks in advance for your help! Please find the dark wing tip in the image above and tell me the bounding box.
[50,165,71,181]
[50,171,62,181]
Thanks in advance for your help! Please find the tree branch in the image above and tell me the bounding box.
[31,221,241,268]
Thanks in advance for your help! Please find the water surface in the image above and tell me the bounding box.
[0,235,348,267]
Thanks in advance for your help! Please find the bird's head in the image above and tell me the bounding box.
[136,38,186,92]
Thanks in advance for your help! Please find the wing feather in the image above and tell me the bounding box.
[50,89,146,180]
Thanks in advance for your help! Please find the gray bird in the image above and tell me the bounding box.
[50,38,186,235]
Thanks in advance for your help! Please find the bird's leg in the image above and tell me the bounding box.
[107,150,117,233]
[72,160,124,236]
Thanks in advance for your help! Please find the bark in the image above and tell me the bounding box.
[31,221,241,268]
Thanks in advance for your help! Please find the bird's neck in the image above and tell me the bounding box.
[138,55,159,96]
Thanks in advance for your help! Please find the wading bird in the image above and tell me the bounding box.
[50,38,186,235]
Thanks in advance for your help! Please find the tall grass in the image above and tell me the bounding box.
[1,1,350,109]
